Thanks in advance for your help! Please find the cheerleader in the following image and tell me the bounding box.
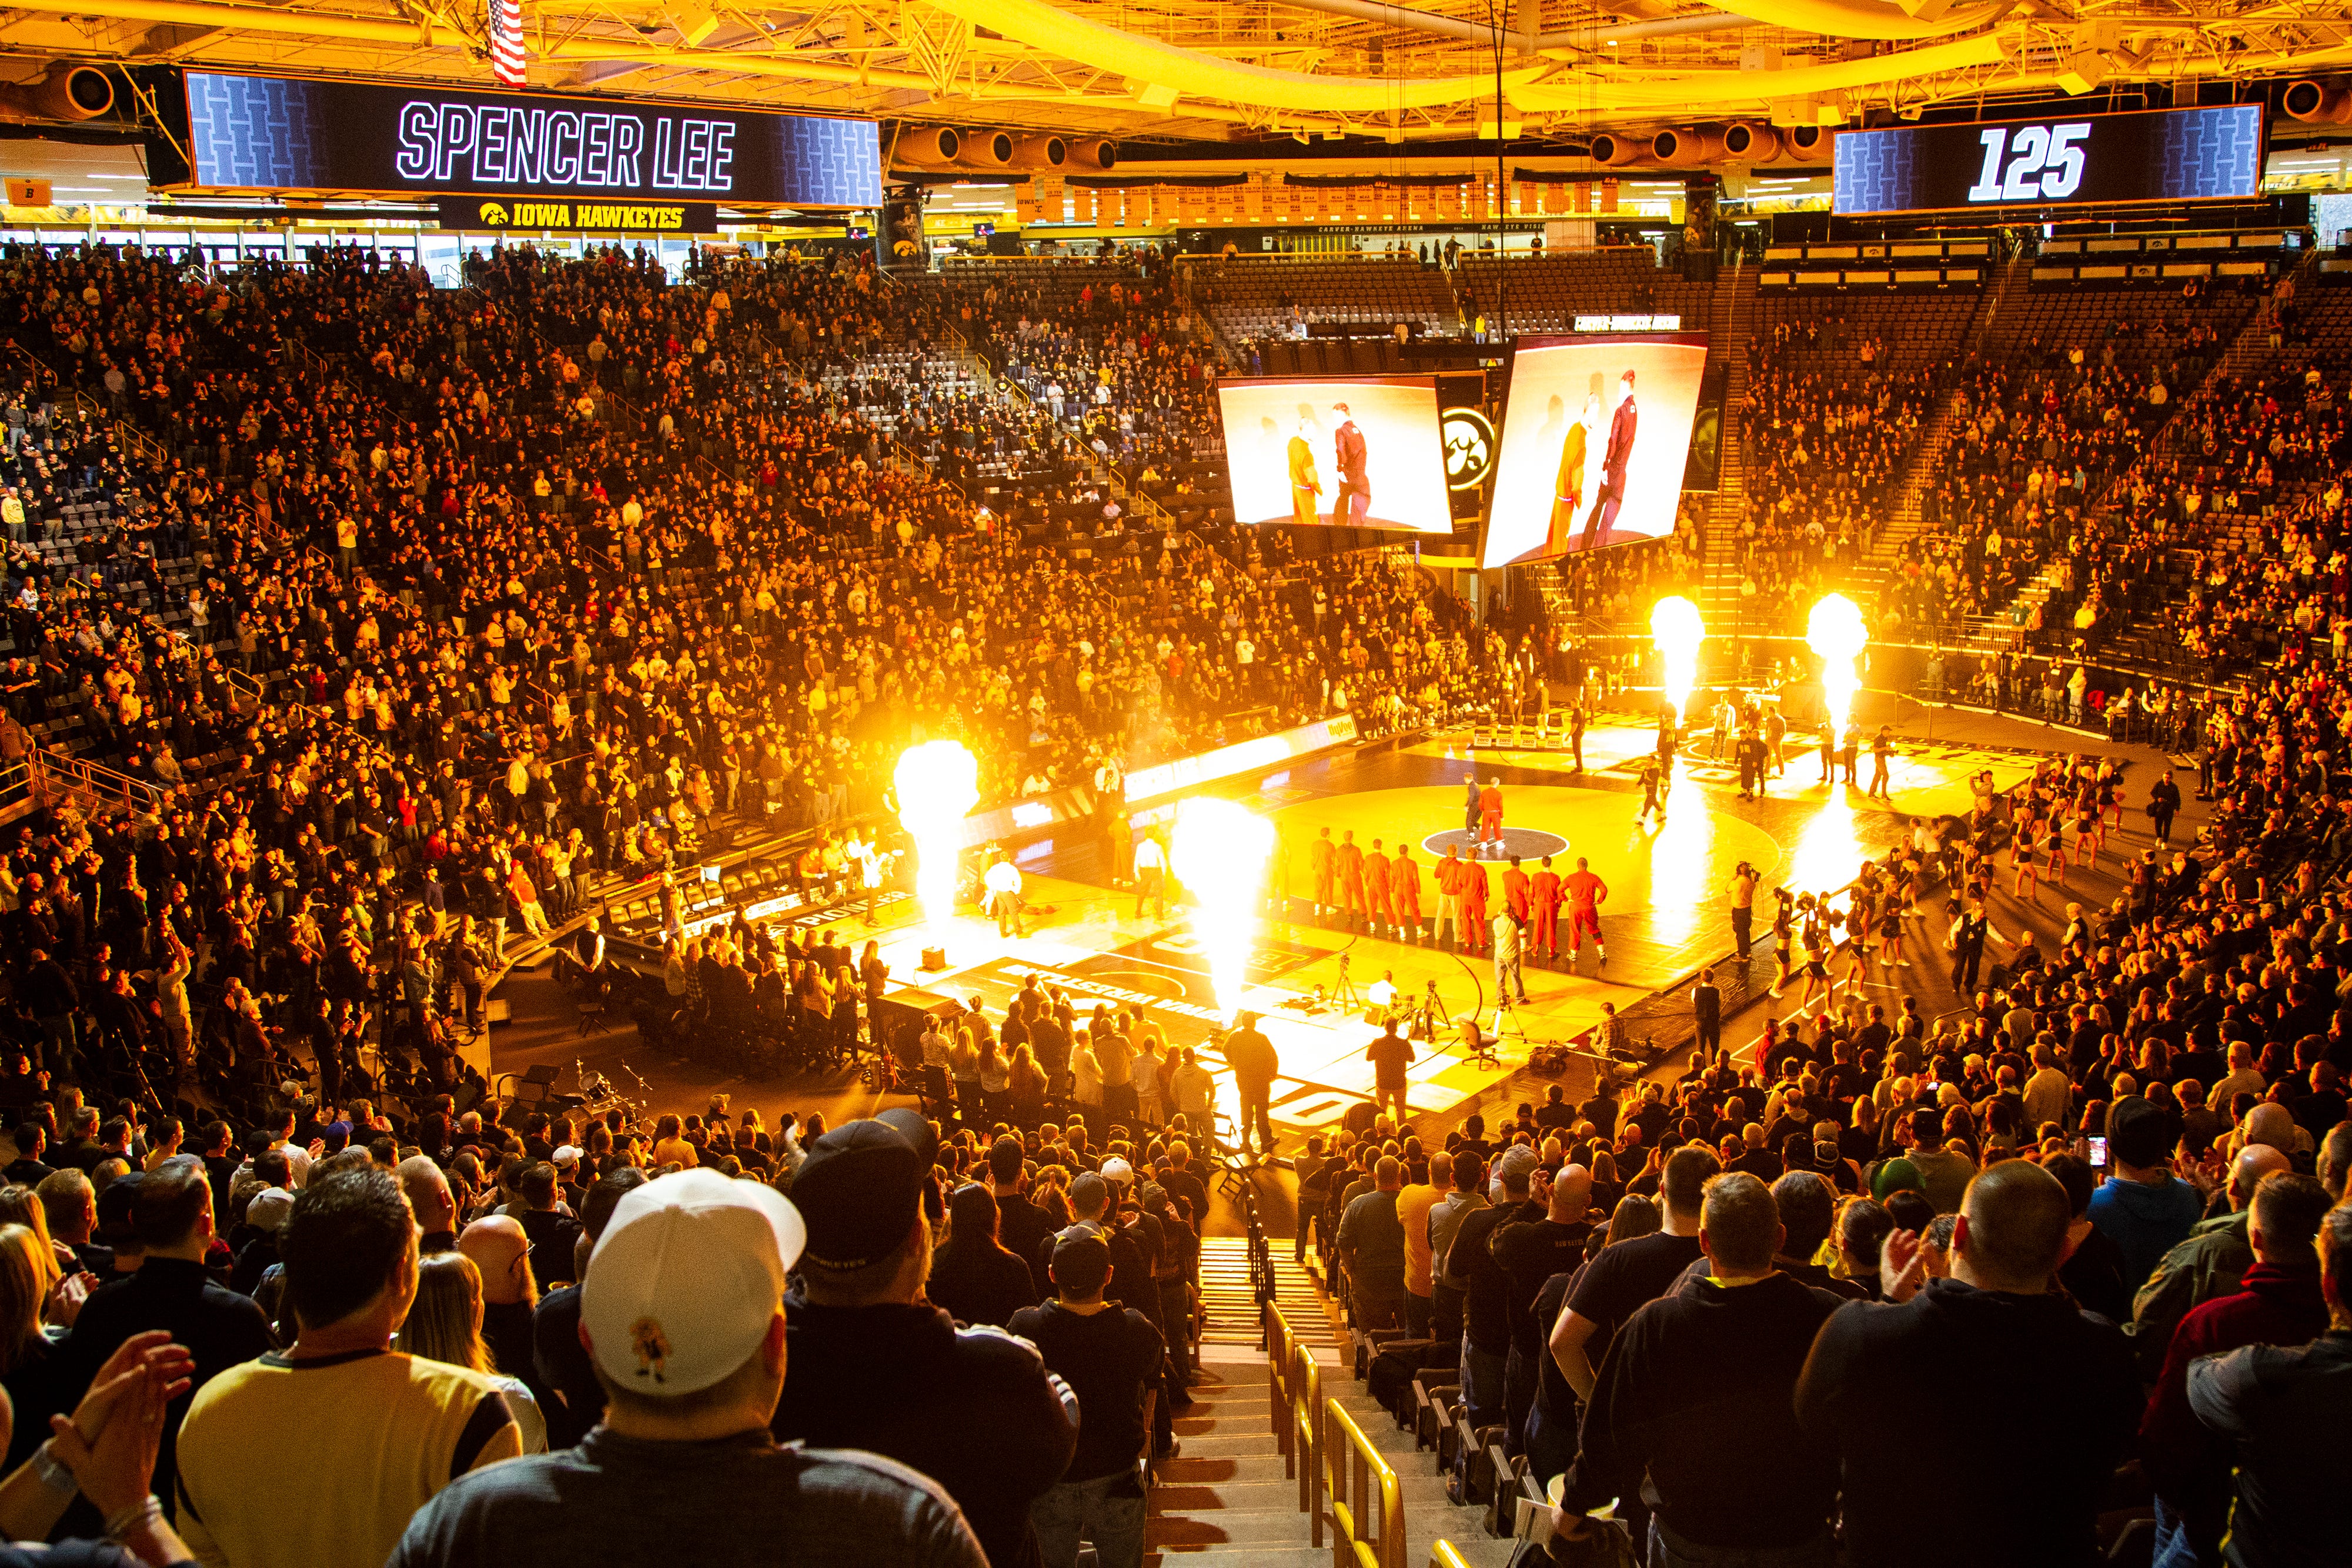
[1840,895,1875,997]
[2012,818,2040,902]
[2044,815,2069,891]
[1796,900,1833,1011]
[2100,760,2125,831]
[1770,895,1798,999]
[2074,796,2102,867]
[1882,860,1915,968]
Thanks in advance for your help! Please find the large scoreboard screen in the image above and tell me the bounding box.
[182,71,883,209]
[1832,103,2265,216]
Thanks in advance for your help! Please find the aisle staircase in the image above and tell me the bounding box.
[1148,1235,1527,1568]
[1695,262,1758,641]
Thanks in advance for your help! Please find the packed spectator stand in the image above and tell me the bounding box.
[0,226,2335,1568]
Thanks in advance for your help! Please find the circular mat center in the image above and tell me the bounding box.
[1420,826,1570,862]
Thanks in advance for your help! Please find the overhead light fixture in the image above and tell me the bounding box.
[2056,47,2106,95]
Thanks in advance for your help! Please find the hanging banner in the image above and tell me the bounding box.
[434,195,717,233]
[185,69,881,207]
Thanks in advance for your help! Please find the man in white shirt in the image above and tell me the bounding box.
[1132,834,1168,921]
[984,857,1027,938]
[1492,911,1528,1007]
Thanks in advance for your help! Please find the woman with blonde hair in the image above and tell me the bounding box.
[393,1252,548,1453]
[978,1034,1012,1125]
[1008,1043,1049,1127]
[0,1221,72,1471]
[0,1188,68,1290]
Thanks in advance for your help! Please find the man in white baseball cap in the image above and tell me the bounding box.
[390,1169,987,1567]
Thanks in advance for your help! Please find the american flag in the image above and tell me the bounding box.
[491,0,527,87]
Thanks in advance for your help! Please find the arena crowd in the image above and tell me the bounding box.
[0,230,2333,1568]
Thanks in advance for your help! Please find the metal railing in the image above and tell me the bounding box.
[1263,1302,1324,1542]
[0,745,163,818]
[1325,1397,1405,1568]
[1429,1547,1473,1568]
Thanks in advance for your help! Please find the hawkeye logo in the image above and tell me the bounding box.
[476,202,510,226]
[1442,406,1495,491]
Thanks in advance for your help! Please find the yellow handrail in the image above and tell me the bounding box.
[1265,1300,1294,1467]
[1325,1396,1405,1568]
[1429,1546,1473,1568]
[1292,1340,1323,1540]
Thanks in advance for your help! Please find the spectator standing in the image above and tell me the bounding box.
[927,1182,1040,1330]
[1009,1235,1163,1568]
[1395,1155,1445,1339]
[1549,1148,1718,1405]
[1335,1156,1406,1335]
[175,1168,523,1567]
[2127,1143,2291,1377]
[63,1157,271,1529]
[1793,1161,2139,1568]
[2185,1203,2352,1568]
[770,1119,1077,1568]
[2089,1097,2208,1295]
[454,1218,562,1447]
[1427,1151,1486,1345]
[1490,1164,1593,1455]
[513,1163,583,1293]
[393,1253,551,1455]
[988,1138,1057,1300]
[2141,1172,2333,1568]
[530,1168,648,1449]
[1444,1145,1539,1430]
[1556,1172,1842,1564]
[392,1168,985,1568]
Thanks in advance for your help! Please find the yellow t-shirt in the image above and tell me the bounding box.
[1398,1183,1442,1298]
[177,1349,520,1568]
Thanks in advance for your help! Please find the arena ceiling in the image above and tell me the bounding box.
[1,0,2351,152]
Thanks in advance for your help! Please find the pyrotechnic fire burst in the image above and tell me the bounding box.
[1807,594,1869,738]
[1169,797,1274,1022]
[893,740,980,931]
[1649,596,1705,728]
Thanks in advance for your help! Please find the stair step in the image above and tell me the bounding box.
[1149,1507,1342,1546]
[1159,1453,1301,1486]
[1153,1474,1460,1516]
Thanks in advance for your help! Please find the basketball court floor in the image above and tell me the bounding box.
[488,714,2147,1144]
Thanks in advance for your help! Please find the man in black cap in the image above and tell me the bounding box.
[1010,1235,1164,1568]
[774,1118,1078,1568]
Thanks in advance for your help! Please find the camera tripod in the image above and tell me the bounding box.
[1329,953,1361,1011]
[1406,978,1446,1042]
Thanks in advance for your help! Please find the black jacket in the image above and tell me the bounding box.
[19,959,75,1018]
[1562,1269,1840,1549]
[1793,1278,2138,1568]
[64,1256,273,1523]
[772,1296,1078,1568]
